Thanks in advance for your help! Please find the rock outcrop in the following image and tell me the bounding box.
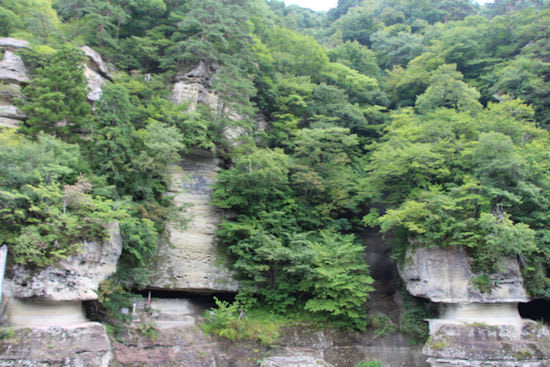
[400,246,529,303]
[400,246,550,367]
[0,39,30,129]
[0,322,113,367]
[108,296,426,367]
[0,224,122,366]
[9,222,123,301]
[148,151,238,293]
[261,356,335,367]
[80,46,112,102]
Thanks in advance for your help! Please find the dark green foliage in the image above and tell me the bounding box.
[0,131,115,267]
[20,46,91,141]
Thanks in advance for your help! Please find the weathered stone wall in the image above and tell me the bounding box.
[400,246,550,366]
[0,38,30,129]
[148,151,238,292]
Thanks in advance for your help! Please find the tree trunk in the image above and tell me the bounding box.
[116,18,121,40]
[99,23,104,47]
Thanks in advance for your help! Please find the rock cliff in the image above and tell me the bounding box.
[148,151,238,293]
[400,246,550,367]
[0,38,30,128]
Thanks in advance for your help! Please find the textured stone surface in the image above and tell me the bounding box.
[83,64,107,101]
[423,321,550,367]
[81,46,112,80]
[0,38,31,50]
[261,356,335,367]
[170,81,217,111]
[0,83,23,102]
[3,296,87,327]
[400,246,529,303]
[0,322,112,367]
[0,117,20,128]
[110,300,428,367]
[148,152,238,293]
[0,50,29,84]
[10,222,123,301]
[0,105,25,120]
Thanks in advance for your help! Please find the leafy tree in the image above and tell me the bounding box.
[20,46,91,141]
[415,64,482,113]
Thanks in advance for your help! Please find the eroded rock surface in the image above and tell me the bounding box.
[261,356,335,367]
[109,297,426,367]
[80,46,112,102]
[399,246,550,366]
[424,321,550,367]
[0,38,31,50]
[0,44,30,128]
[148,152,238,293]
[400,246,528,303]
[0,322,112,367]
[0,51,29,85]
[10,222,123,301]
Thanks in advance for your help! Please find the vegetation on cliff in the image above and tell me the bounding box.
[1,0,549,335]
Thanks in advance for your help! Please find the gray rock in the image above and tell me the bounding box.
[148,152,238,293]
[423,321,550,367]
[0,117,21,129]
[0,322,112,367]
[83,64,107,102]
[170,81,214,110]
[0,105,25,120]
[261,356,334,367]
[399,246,529,303]
[0,83,23,102]
[0,51,30,84]
[10,222,123,301]
[80,46,112,80]
[0,38,31,50]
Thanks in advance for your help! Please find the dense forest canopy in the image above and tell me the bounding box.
[0,0,549,336]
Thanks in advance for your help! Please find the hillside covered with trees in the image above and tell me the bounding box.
[1,0,549,341]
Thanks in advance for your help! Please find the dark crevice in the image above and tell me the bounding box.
[519,298,550,324]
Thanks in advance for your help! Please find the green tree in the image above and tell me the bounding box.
[20,46,91,141]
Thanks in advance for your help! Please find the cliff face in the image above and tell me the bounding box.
[400,246,550,367]
[1,44,549,367]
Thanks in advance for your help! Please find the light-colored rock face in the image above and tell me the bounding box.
[399,246,529,303]
[0,322,112,367]
[0,105,25,120]
[148,152,238,293]
[4,298,87,327]
[83,64,107,102]
[10,222,123,301]
[0,38,31,50]
[0,50,29,84]
[261,356,335,367]
[424,321,550,367]
[170,81,217,111]
[81,46,112,80]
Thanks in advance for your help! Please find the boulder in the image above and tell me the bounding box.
[399,246,529,303]
[148,152,238,293]
[0,51,30,84]
[261,356,335,367]
[10,222,123,301]
[0,38,31,50]
[0,322,112,367]
[81,46,112,80]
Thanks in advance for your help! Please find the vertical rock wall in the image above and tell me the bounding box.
[148,151,238,292]
[0,38,30,128]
